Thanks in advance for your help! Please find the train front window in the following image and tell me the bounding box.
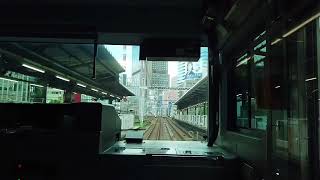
[106,45,209,141]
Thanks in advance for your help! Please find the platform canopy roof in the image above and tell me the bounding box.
[175,76,208,110]
[0,42,134,98]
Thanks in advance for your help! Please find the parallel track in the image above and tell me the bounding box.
[168,119,193,138]
[144,123,156,139]
[145,119,161,140]
[163,122,174,140]
[143,117,194,141]
[165,118,190,141]
[171,118,207,140]
[156,119,161,140]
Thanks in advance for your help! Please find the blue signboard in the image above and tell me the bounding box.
[184,62,203,80]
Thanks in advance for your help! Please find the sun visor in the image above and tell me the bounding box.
[140,39,200,61]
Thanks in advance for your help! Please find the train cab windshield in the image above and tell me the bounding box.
[106,45,209,141]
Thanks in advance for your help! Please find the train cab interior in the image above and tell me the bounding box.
[0,0,319,180]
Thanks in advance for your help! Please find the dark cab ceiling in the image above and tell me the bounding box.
[0,0,205,45]
[0,0,318,48]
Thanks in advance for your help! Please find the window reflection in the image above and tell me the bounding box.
[234,33,268,130]
[251,38,267,130]
[231,16,320,178]
[268,17,319,179]
[235,54,250,128]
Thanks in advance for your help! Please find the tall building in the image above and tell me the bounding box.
[148,61,169,87]
[176,47,208,88]
[200,47,209,76]
[131,46,140,74]
[177,62,187,87]
[128,46,142,116]
[105,45,132,85]
[170,76,178,88]
[105,45,138,118]
[131,46,141,95]
[145,61,169,116]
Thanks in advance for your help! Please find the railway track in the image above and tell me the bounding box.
[145,119,161,140]
[169,119,193,138]
[143,123,155,139]
[165,118,192,141]
[143,117,194,141]
[163,122,174,140]
[157,119,161,140]
[171,118,207,141]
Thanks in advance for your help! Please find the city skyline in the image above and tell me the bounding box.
[105,45,208,91]
[105,45,178,81]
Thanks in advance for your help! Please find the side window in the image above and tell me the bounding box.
[251,39,268,130]
[235,54,250,128]
[233,31,268,130]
